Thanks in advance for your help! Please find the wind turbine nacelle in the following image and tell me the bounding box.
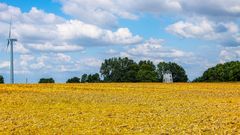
[9,38,17,42]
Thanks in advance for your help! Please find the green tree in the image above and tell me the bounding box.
[81,74,88,83]
[100,57,139,82]
[125,63,139,82]
[157,62,188,82]
[137,60,158,82]
[0,75,4,84]
[90,73,101,83]
[87,74,93,82]
[66,77,80,83]
[39,78,55,83]
[194,61,240,82]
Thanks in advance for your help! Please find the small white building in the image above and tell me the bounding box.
[163,70,173,83]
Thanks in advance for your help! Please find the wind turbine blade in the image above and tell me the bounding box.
[8,18,12,39]
[7,40,10,49]
[6,16,12,51]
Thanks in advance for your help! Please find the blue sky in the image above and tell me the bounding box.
[0,0,239,83]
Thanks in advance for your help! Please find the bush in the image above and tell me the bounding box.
[39,78,55,83]
[66,77,80,83]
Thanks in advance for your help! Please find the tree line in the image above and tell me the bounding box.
[67,57,188,83]
[1,58,239,84]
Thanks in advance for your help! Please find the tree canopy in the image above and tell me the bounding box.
[39,78,55,83]
[81,74,88,83]
[193,61,240,82]
[137,60,158,82]
[157,62,188,82]
[0,75,4,84]
[79,73,101,83]
[100,57,139,82]
[87,73,101,83]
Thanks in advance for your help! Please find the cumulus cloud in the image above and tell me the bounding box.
[166,19,215,39]
[57,20,142,45]
[58,0,138,27]
[14,43,30,53]
[220,47,240,63]
[124,0,182,14]
[57,0,182,27]
[180,0,240,19]
[57,0,240,27]
[15,53,102,74]
[166,18,240,46]
[0,61,9,69]
[122,38,192,59]
[27,43,84,52]
[105,38,194,66]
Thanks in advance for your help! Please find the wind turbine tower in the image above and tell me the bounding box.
[7,19,17,84]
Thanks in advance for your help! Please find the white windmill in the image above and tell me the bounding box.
[7,18,17,84]
[163,70,173,83]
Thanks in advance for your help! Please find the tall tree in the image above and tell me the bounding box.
[0,75,4,84]
[125,63,139,82]
[81,74,88,83]
[100,57,139,82]
[137,60,158,82]
[157,62,188,82]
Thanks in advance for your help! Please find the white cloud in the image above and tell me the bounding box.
[0,3,142,54]
[56,0,240,48]
[107,49,118,55]
[57,0,240,27]
[180,0,240,19]
[57,0,182,27]
[58,0,138,27]
[27,43,84,52]
[22,7,64,24]
[0,3,21,22]
[123,38,193,60]
[166,18,240,46]
[14,43,30,53]
[0,2,143,78]
[166,19,215,39]
[0,61,9,69]
[14,53,102,74]
[124,0,182,14]
[57,20,142,45]
[220,47,240,63]
[55,53,72,62]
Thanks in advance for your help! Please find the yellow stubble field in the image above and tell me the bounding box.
[0,83,239,134]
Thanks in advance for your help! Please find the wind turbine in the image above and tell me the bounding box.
[7,18,17,84]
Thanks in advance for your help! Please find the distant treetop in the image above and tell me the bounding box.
[39,78,55,83]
